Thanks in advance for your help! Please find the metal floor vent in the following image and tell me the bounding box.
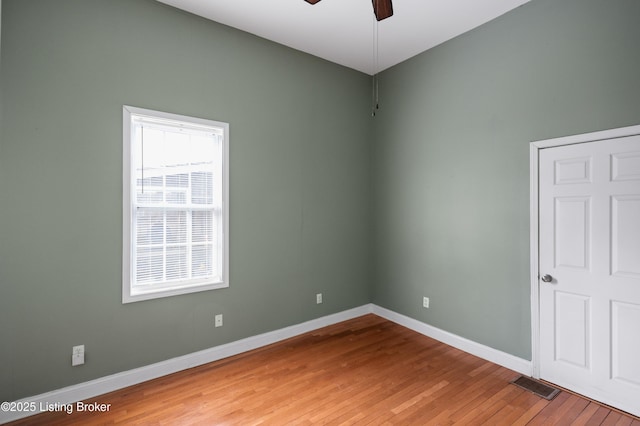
[510,376,560,400]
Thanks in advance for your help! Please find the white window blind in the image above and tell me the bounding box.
[123,106,229,303]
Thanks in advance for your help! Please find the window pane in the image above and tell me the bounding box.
[137,175,163,188]
[136,247,163,284]
[137,190,163,204]
[166,173,189,188]
[192,211,213,243]
[191,171,213,204]
[137,210,164,246]
[165,190,186,205]
[166,211,186,244]
[192,244,214,278]
[166,246,188,281]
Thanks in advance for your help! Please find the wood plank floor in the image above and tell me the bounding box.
[9,314,639,425]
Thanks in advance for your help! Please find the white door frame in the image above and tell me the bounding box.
[529,123,640,379]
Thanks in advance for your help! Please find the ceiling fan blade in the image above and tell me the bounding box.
[372,0,393,21]
[305,0,393,21]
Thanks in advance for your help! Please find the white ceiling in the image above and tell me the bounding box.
[156,0,531,75]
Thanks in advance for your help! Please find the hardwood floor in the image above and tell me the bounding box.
[9,314,639,425]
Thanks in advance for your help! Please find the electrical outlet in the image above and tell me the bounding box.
[316,293,323,304]
[72,345,85,366]
[215,314,223,327]
[423,297,430,308]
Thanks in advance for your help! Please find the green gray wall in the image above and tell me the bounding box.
[2,0,640,404]
[372,0,640,359]
[0,0,372,401]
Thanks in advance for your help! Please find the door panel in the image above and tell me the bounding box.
[611,151,640,181]
[554,291,590,369]
[539,135,640,417]
[612,301,640,386]
[611,195,640,278]
[554,197,590,269]
[554,157,592,184]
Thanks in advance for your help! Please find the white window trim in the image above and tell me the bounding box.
[122,105,229,303]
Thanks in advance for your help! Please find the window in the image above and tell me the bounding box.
[123,106,229,303]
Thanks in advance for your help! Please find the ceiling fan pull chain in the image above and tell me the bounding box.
[371,14,377,117]
[372,75,379,117]
[376,76,379,110]
[372,11,380,116]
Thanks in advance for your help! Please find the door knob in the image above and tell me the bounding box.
[541,274,553,283]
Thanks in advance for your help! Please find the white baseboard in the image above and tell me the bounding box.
[1,303,532,424]
[0,305,373,424]
[372,305,532,376]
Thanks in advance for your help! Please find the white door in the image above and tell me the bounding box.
[539,134,640,417]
